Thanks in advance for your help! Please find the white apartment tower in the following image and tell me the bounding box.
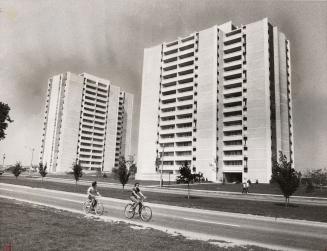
[40,72,133,173]
[137,18,294,183]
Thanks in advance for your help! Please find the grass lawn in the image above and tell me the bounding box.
[0,198,268,251]
[1,176,327,223]
[21,171,327,198]
[169,183,327,198]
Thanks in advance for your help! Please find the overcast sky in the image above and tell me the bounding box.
[0,0,326,173]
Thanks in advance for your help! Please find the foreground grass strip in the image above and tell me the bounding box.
[1,176,327,223]
[0,198,270,251]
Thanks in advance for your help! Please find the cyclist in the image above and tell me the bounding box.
[87,181,101,211]
[130,182,145,213]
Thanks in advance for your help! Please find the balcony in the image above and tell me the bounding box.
[223,115,243,123]
[177,73,194,82]
[160,110,176,117]
[177,99,193,107]
[223,155,243,161]
[224,35,242,45]
[179,48,195,59]
[163,47,178,56]
[175,127,193,133]
[175,108,193,116]
[223,50,243,60]
[223,87,242,96]
[162,67,178,76]
[223,145,243,151]
[161,102,177,110]
[162,77,178,84]
[223,135,243,141]
[223,79,242,88]
[161,93,177,101]
[176,117,193,123]
[175,136,192,142]
[223,105,243,113]
[224,41,242,52]
[160,119,176,126]
[223,96,243,104]
[161,85,177,93]
[177,83,194,91]
[223,68,242,78]
[224,60,243,70]
[164,41,179,51]
[180,39,195,48]
[163,51,178,61]
[176,91,193,99]
[163,59,178,68]
[159,137,175,144]
[224,31,242,41]
[174,155,192,161]
[175,145,192,152]
[179,56,195,66]
[159,128,176,134]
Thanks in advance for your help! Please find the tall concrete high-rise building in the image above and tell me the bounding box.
[40,72,133,173]
[137,18,294,183]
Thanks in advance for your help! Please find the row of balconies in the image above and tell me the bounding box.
[163,37,196,52]
[161,90,194,101]
[163,56,196,68]
[161,72,195,84]
[162,64,194,76]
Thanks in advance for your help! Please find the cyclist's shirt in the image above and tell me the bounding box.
[87,187,98,200]
[131,187,140,198]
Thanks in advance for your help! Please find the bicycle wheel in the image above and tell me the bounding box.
[140,206,152,222]
[124,204,135,219]
[83,201,91,214]
[95,202,104,216]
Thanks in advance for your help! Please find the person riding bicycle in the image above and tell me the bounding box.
[87,181,101,211]
[130,182,145,213]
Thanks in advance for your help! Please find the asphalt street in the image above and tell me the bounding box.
[1,183,326,251]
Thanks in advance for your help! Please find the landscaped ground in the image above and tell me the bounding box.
[0,198,269,251]
[1,176,327,223]
[17,171,327,197]
[168,182,327,198]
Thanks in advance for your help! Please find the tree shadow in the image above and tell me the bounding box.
[274,203,299,208]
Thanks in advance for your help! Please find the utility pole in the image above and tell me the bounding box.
[160,145,165,187]
[30,148,35,175]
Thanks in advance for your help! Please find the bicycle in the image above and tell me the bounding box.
[83,197,104,216]
[124,197,152,222]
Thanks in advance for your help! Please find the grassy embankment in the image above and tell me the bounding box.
[0,198,269,251]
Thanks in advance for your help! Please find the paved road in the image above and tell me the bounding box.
[1,183,326,251]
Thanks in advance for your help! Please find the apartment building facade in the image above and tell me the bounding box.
[40,72,133,173]
[137,18,294,183]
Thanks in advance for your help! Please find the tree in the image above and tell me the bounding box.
[12,162,23,179]
[38,162,48,182]
[112,156,130,189]
[72,162,83,187]
[177,161,192,199]
[0,102,13,141]
[127,155,137,179]
[306,168,327,191]
[271,151,300,207]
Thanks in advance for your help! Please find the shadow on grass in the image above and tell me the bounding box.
[274,203,299,208]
